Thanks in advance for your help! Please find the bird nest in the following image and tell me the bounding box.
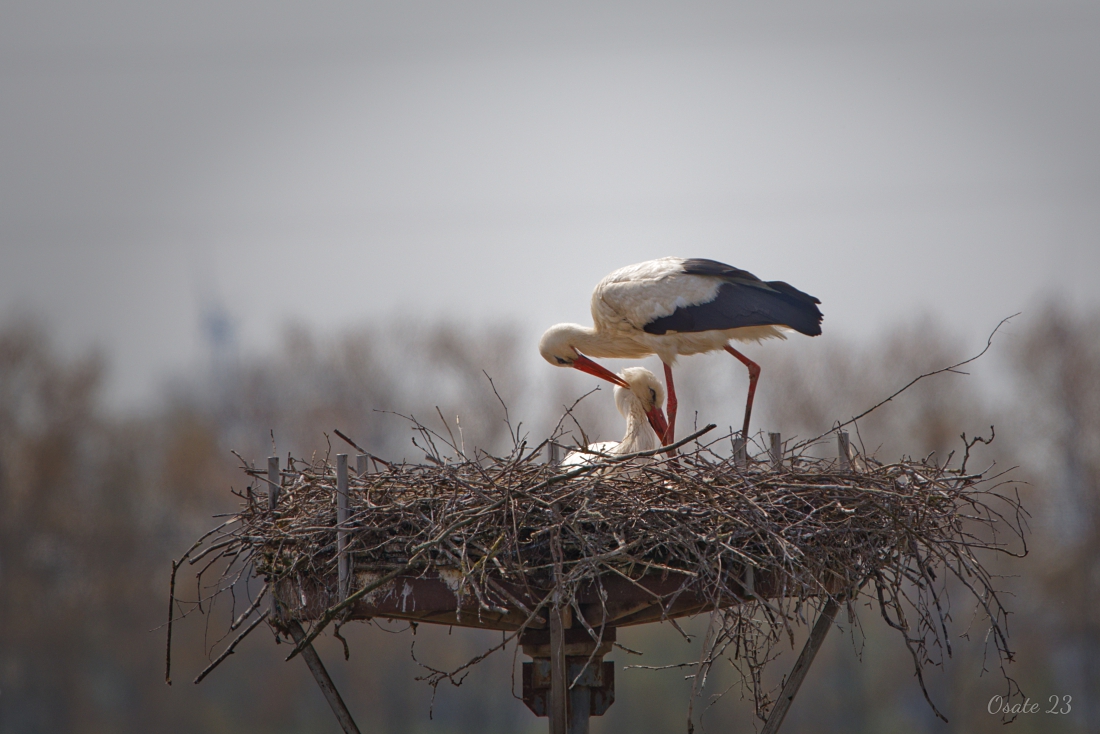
[169,423,1026,722]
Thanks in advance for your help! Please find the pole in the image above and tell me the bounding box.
[285,620,363,734]
[769,432,782,471]
[268,456,280,510]
[838,432,851,471]
[336,454,349,601]
[549,526,567,734]
[732,436,747,467]
[760,598,840,734]
[270,457,361,732]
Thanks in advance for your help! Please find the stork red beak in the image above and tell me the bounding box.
[571,354,629,388]
[645,407,669,446]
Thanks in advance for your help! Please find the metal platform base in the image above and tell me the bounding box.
[521,627,616,734]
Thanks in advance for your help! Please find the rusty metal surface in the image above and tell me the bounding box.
[522,660,615,718]
[273,565,805,632]
[270,566,840,732]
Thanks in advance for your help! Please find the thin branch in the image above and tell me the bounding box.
[192,610,269,685]
[800,314,1017,448]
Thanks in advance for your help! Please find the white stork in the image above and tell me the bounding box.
[540,257,822,442]
[562,366,669,466]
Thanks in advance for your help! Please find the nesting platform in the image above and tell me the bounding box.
[282,563,797,631]
[174,428,1023,734]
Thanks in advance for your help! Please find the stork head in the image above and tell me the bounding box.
[539,324,628,388]
[614,367,669,444]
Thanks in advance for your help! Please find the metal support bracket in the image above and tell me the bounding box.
[521,626,617,733]
[522,659,615,718]
[760,598,840,734]
[285,619,363,734]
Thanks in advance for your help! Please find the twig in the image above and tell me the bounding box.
[192,610,269,684]
[165,560,177,684]
[333,429,367,455]
[801,315,1017,448]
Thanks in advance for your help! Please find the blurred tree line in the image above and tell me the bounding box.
[0,306,1096,733]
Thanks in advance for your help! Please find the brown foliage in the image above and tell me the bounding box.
[2,307,1097,733]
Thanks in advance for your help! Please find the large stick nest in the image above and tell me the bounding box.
[172,423,1027,723]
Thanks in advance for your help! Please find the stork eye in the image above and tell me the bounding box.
[649,388,657,403]
[555,356,571,365]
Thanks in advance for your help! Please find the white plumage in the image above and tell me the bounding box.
[540,257,822,442]
[562,367,668,467]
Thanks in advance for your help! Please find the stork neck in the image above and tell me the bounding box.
[620,402,658,454]
[562,324,605,357]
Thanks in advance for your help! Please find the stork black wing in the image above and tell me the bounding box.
[679,258,765,283]
[643,259,823,337]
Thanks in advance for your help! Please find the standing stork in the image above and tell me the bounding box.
[562,366,669,466]
[539,257,822,443]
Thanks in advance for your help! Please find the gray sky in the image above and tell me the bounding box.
[3,1,1099,411]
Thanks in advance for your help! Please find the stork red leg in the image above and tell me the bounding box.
[724,345,761,440]
[662,362,678,445]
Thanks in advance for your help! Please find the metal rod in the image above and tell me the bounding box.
[568,685,592,734]
[549,524,567,734]
[838,431,851,471]
[548,441,561,466]
[267,457,280,510]
[285,619,363,734]
[549,606,567,734]
[760,597,840,734]
[336,454,349,601]
[732,436,746,467]
[769,432,782,471]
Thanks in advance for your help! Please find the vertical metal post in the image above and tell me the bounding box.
[568,684,592,734]
[549,606,568,734]
[769,432,782,471]
[548,441,561,466]
[520,631,615,725]
[732,436,747,467]
[268,458,361,734]
[267,457,280,510]
[549,516,567,734]
[336,454,349,601]
[838,431,851,471]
